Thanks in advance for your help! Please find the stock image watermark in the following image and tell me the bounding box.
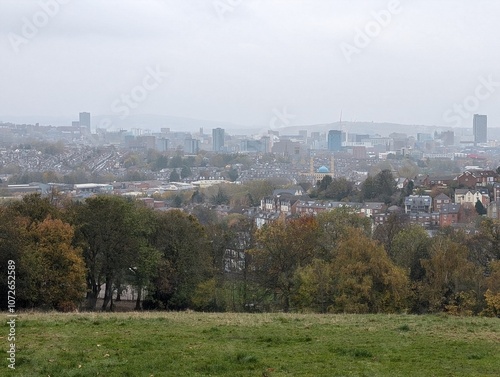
[269,106,296,130]
[443,75,500,126]
[340,0,402,63]
[213,0,244,21]
[7,0,71,54]
[110,65,169,120]
[6,260,16,370]
[83,64,169,145]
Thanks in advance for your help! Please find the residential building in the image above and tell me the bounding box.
[359,202,385,217]
[439,203,461,227]
[404,195,432,214]
[433,193,452,212]
[456,170,499,188]
[493,183,500,202]
[454,188,489,206]
[487,201,500,219]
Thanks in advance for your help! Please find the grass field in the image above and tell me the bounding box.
[5,310,500,376]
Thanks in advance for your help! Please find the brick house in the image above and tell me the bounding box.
[433,193,452,212]
[439,203,461,227]
[456,170,499,188]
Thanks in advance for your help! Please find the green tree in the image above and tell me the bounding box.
[181,165,192,179]
[169,169,180,182]
[322,177,354,201]
[9,193,60,225]
[211,188,229,205]
[475,199,487,216]
[227,168,239,182]
[150,210,211,310]
[391,225,430,281]
[0,209,27,310]
[317,175,333,192]
[73,196,140,311]
[169,155,183,168]
[361,176,378,201]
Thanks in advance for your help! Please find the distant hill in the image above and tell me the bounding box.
[2,114,499,139]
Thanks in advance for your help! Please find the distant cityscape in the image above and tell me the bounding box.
[1,111,500,231]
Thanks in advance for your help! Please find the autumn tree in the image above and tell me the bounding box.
[329,228,408,313]
[420,236,483,314]
[23,218,86,311]
[373,212,409,257]
[316,207,371,260]
[483,261,500,316]
[250,216,320,312]
[294,259,336,313]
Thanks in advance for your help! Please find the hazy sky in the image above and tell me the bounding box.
[1,0,500,128]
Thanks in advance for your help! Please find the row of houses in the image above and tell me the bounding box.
[418,170,499,189]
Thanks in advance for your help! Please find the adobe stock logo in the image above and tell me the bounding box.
[7,0,71,54]
[443,75,500,126]
[213,0,244,21]
[340,0,402,63]
[269,106,295,130]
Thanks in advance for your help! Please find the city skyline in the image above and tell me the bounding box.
[2,1,500,129]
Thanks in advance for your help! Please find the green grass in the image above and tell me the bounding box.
[5,311,500,376]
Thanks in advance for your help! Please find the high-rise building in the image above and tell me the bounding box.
[79,112,91,132]
[473,114,487,143]
[212,128,225,152]
[184,138,200,154]
[327,130,342,151]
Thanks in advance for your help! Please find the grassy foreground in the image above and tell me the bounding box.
[6,311,500,376]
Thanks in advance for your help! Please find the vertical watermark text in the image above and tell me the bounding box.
[6,260,16,370]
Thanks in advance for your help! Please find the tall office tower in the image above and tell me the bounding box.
[184,138,200,154]
[473,114,487,143]
[327,130,342,151]
[212,128,225,152]
[79,112,91,132]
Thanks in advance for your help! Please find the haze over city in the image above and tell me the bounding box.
[2,0,500,130]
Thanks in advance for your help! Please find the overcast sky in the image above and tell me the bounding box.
[1,0,499,129]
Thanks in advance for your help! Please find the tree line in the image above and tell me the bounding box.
[1,194,500,316]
